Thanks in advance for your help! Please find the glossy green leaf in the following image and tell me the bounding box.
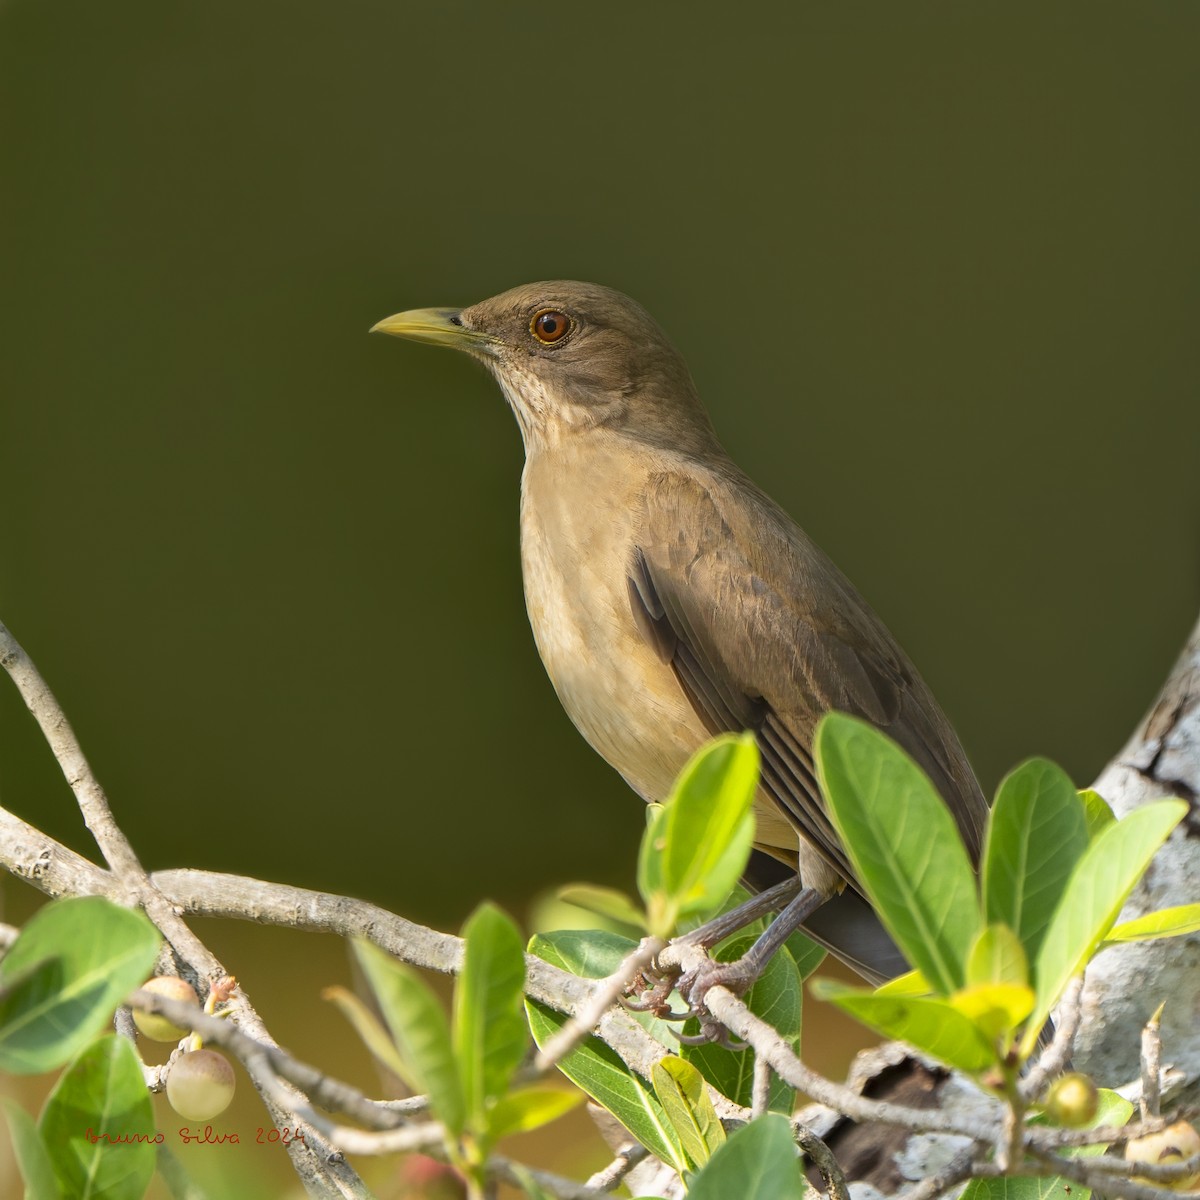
[486,1086,582,1139]
[1103,903,1200,945]
[529,930,677,1049]
[557,884,647,932]
[1078,789,1116,839]
[454,903,527,1130]
[638,734,759,936]
[1023,800,1187,1055]
[982,759,1088,963]
[526,934,686,1170]
[812,980,996,1073]
[652,1055,725,1169]
[353,939,466,1137]
[682,936,800,1112]
[3,1098,62,1200]
[966,925,1029,988]
[0,897,161,1074]
[814,714,980,994]
[39,1034,155,1200]
[525,997,686,1173]
[686,1113,805,1200]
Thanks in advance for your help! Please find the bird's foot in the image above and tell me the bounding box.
[623,947,757,1046]
[672,954,755,1048]
[622,965,679,1017]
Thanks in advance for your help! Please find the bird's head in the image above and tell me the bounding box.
[372,281,720,455]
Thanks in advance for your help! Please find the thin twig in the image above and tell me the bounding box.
[0,620,369,1200]
[792,1119,851,1200]
[533,936,663,1073]
[1020,974,1084,1101]
[751,1054,771,1119]
[128,987,409,1131]
[585,1143,649,1191]
[656,940,998,1142]
[897,1145,981,1200]
[1027,1144,1200,1200]
[1141,1003,1164,1120]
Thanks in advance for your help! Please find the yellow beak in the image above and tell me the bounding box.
[370,307,500,353]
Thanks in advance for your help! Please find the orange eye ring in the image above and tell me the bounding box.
[530,309,572,345]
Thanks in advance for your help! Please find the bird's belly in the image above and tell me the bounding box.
[518,465,803,864]
[520,531,702,804]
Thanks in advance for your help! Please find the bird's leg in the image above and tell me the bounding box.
[676,877,802,948]
[675,886,826,1041]
[624,878,800,1015]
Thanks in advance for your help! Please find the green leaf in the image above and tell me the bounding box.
[1023,799,1187,1056]
[353,939,466,1137]
[3,1098,62,1200]
[875,969,931,997]
[638,734,759,937]
[814,714,981,994]
[960,1176,1079,1200]
[485,1086,582,1139]
[529,930,677,1048]
[525,934,687,1170]
[0,896,161,1074]
[982,760,1089,964]
[966,925,1029,988]
[1069,1089,1134,1154]
[38,1034,156,1200]
[322,984,411,1082]
[1103,903,1200,945]
[453,903,527,1131]
[949,983,1035,1042]
[524,997,686,1173]
[686,1113,805,1200]
[682,936,800,1113]
[1078,789,1116,840]
[811,980,996,1073]
[652,1056,726,1169]
[557,884,647,932]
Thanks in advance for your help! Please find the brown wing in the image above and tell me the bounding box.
[628,467,987,896]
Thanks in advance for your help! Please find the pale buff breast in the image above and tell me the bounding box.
[517,441,802,866]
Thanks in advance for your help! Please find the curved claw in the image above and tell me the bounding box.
[677,1020,749,1050]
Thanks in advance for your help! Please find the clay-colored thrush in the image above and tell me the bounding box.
[372,281,987,999]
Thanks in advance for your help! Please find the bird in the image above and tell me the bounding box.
[371,281,988,1013]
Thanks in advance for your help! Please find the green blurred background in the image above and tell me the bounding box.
[2,1,1198,1194]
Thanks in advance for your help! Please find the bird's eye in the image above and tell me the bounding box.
[530,309,572,345]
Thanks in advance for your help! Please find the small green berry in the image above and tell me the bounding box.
[132,976,199,1042]
[1043,1072,1100,1128]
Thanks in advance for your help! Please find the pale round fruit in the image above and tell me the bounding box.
[1043,1072,1099,1128]
[166,1049,236,1121]
[1125,1120,1200,1191]
[132,976,200,1042]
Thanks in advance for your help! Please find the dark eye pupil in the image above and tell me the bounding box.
[541,317,557,334]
